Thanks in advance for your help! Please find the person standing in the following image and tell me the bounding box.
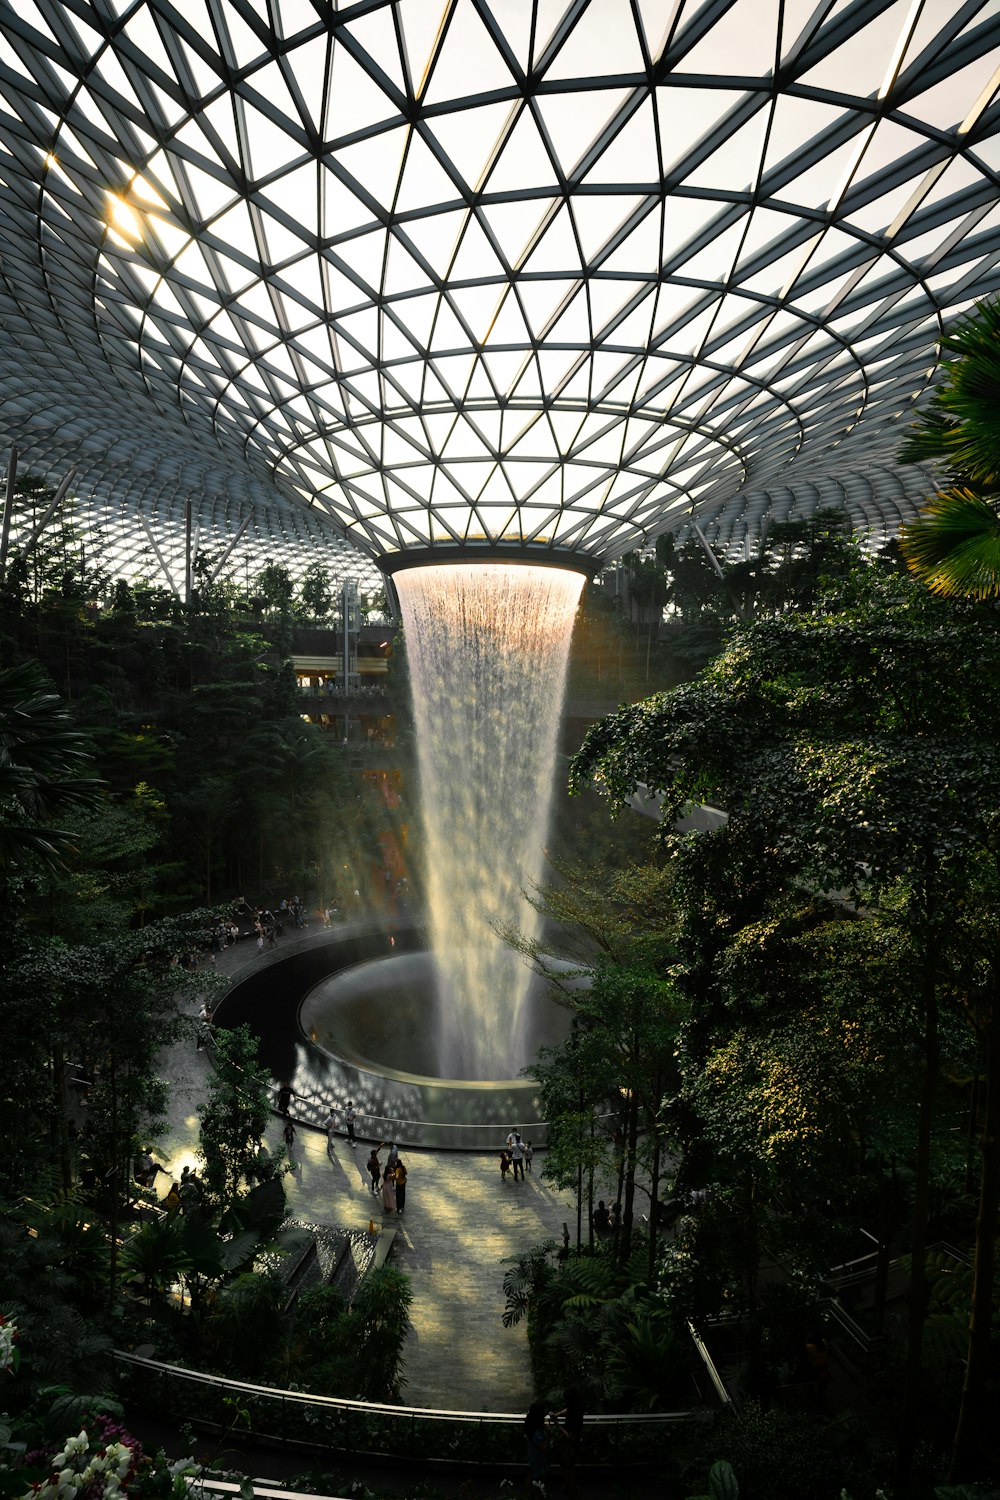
[507,1129,525,1181]
[381,1161,396,1213]
[196,1002,212,1051]
[524,1140,534,1174]
[323,1107,336,1156]
[367,1146,382,1194]
[345,1100,357,1147]
[551,1389,585,1496]
[394,1158,407,1213]
[523,1401,549,1487]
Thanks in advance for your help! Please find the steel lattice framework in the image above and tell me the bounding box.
[1,0,1000,582]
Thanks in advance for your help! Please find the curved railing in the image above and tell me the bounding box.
[112,1350,712,1467]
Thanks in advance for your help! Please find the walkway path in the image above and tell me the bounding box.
[151,923,583,1413]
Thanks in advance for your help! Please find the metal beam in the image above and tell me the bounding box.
[6,466,77,567]
[137,514,180,597]
[0,445,17,574]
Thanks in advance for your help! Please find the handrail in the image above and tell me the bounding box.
[112,1350,687,1425]
[112,1347,701,1470]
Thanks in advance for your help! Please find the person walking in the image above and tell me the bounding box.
[367,1146,382,1194]
[345,1100,357,1147]
[394,1158,407,1213]
[381,1161,397,1213]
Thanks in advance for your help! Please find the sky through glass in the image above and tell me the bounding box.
[1,0,999,576]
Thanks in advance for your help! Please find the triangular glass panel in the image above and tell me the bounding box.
[606,295,657,352]
[388,288,438,351]
[260,160,318,233]
[522,203,581,276]
[517,275,574,337]
[450,213,506,285]
[260,208,311,264]
[588,278,646,337]
[181,159,237,223]
[431,300,473,355]
[423,0,515,106]
[241,98,302,180]
[336,304,379,362]
[320,166,376,239]
[656,85,746,176]
[486,106,559,194]
[431,350,477,394]
[429,100,515,193]
[777,134,866,213]
[381,315,419,363]
[762,95,849,180]
[246,59,305,138]
[396,0,445,98]
[481,198,549,267]
[545,0,645,80]
[402,206,467,278]
[449,282,500,342]
[798,0,911,96]
[536,89,631,178]
[396,130,461,213]
[325,43,398,141]
[335,226,388,292]
[682,111,769,194]
[571,194,644,264]
[537,345,579,393]
[546,285,590,345]
[336,125,408,209]
[481,346,528,394]
[283,36,329,135]
[636,0,676,63]
[199,94,242,162]
[677,219,748,284]
[584,97,658,187]
[385,232,430,295]
[599,205,659,276]
[347,8,408,94]
[678,0,778,78]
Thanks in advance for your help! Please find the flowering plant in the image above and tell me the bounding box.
[4,1416,197,1500]
[0,1318,19,1377]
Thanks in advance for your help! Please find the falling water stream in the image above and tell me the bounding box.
[394,562,585,1079]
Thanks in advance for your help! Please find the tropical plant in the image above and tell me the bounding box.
[898,296,1000,600]
[0,659,102,868]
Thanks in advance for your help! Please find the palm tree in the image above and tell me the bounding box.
[898,296,1000,599]
[897,294,1000,1483]
[0,658,102,868]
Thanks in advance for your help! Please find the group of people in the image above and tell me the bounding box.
[524,1390,585,1491]
[365,1142,409,1213]
[499,1128,532,1180]
[134,1153,205,1217]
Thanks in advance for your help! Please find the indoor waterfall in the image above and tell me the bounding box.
[393,561,585,1079]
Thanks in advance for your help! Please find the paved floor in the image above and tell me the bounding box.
[152,924,588,1414]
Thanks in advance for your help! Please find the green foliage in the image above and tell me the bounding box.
[503,1240,689,1411]
[897,296,1000,599]
[0,659,102,869]
[197,1026,277,1205]
[709,1458,739,1500]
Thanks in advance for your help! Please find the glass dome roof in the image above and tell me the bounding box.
[1,0,999,574]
